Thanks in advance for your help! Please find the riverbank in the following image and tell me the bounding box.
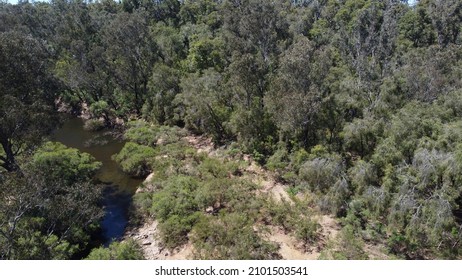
[54,116,386,260]
[124,133,350,260]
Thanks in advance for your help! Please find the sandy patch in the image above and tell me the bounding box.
[264,215,341,260]
[127,219,191,260]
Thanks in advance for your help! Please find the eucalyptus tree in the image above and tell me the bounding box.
[0,31,60,172]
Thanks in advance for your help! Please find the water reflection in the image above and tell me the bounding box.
[52,117,143,244]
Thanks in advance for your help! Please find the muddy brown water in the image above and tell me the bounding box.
[52,117,143,245]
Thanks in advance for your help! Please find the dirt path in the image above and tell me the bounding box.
[184,135,214,155]
[244,161,291,202]
[364,243,390,260]
[267,226,319,260]
[264,215,341,260]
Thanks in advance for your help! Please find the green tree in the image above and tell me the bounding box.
[0,168,102,259]
[399,5,436,47]
[143,64,181,125]
[0,140,104,259]
[102,10,159,115]
[425,0,462,47]
[0,31,60,172]
[265,36,331,147]
[177,69,232,143]
[222,0,289,155]
[342,114,384,158]
[179,0,222,30]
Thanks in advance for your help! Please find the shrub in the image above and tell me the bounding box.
[158,214,201,249]
[319,225,368,260]
[132,192,153,215]
[125,120,158,147]
[266,146,290,176]
[348,160,378,193]
[318,178,350,216]
[191,214,281,260]
[263,198,298,232]
[155,126,187,145]
[85,240,145,260]
[295,217,320,251]
[125,120,187,147]
[32,142,102,183]
[151,176,199,219]
[298,154,344,193]
[112,142,156,177]
[290,148,310,171]
[150,176,200,247]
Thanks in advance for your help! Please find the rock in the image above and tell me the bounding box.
[144,173,155,183]
[142,241,152,246]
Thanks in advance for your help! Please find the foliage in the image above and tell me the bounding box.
[124,120,160,147]
[0,166,102,259]
[32,142,102,183]
[125,121,187,147]
[85,240,145,260]
[177,69,232,143]
[295,217,320,252]
[112,142,156,177]
[319,225,368,260]
[2,0,462,259]
[191,213,281,260]
[0,30,60,172]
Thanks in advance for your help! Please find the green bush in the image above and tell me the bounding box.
[191,214,281,260]
[125,121,187,147]
[158,214,201,249]
[319,225,368,260]
[112,142,156,177]
[318,178,351,216]
[265,146,290,176]
[32,142,102,183]
[133,192,153,215]
[155,126,187,145]
[150,176,200,248]
[342,116,383,158]
[295,217,320,251]
[290,148,310,170]
[263,198,298,232]
[85,240,145,260]
[298,154,345,193]
[125,120,158,147]
[198,157,232,179]
[348,160,378,193]
[151,176,199,219]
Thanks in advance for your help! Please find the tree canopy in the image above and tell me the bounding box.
[1,0,462,259]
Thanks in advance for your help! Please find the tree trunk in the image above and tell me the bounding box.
[0,140,19,172]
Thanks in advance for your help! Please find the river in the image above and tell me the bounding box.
[52,117,143,245]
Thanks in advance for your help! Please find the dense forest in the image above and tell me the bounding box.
[1,0,462,260]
